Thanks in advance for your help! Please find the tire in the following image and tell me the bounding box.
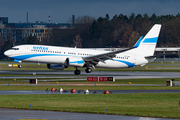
[18,65,22,68]
[85,68,92,73]
[74,70,81,75]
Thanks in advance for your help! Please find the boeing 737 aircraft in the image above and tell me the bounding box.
[4,24,161,75]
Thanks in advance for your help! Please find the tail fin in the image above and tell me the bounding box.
[133,24,161,56]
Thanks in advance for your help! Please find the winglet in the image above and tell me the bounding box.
[132,36,143,48]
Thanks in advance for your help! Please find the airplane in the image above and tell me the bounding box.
[4,24,161,75]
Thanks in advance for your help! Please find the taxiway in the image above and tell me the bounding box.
[0,108,179,120]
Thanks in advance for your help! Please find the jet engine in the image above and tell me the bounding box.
[47,64,65,70]
[68,57,85,67]
[47,57,85,70]
[58,57,69,67]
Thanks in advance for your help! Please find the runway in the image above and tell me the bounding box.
[1,90,180,95]
[1,108,179,120]
[1,70,180,79]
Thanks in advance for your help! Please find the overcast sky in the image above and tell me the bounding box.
[0,0,180,23]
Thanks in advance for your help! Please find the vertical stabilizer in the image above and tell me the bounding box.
[132,24,161,56]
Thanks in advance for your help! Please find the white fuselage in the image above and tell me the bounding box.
[4,45,151,68]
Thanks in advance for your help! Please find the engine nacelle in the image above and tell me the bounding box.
[47,57,84,69]
[68,57,85,67]
[58,57,69,67]
[47,64,65,70]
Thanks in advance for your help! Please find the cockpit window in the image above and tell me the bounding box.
[11,48,19,50]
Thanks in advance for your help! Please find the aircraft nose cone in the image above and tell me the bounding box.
[4,50,9,56]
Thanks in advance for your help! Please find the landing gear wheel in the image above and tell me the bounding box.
[18,65,22,68]
[74,70,81,75]
[85,68,92,73]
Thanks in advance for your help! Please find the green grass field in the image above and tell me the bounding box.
[0,77,180,90]
[1,61,180,118]
[0,93,180,118]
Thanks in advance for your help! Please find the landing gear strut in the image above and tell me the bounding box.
[74,67,81,75]
[85,68,92,73]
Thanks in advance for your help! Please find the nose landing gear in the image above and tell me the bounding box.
[74,67,81,75]
[18,65,22,68]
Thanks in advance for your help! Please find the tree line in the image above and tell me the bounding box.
[43,13,180,48]
[1,13,180,59]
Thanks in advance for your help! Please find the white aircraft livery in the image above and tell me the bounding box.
[4,24,161,75]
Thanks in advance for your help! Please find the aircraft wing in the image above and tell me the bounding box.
[82,47,134,64]
[82,36,143,65]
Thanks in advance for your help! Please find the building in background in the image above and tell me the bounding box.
[0,17,15,41]
[0,17,8,24]
[0,17,74,42]
[7,22,73,42]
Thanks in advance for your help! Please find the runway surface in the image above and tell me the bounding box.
[0,108,179,120]
[1,90,180,95]
[1,70,180,79]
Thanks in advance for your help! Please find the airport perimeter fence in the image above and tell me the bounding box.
[155,58,180,62]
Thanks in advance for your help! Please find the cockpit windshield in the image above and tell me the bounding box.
[10,48,19,50]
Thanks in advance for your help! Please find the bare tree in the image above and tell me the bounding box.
[72,34,83,48]
[75,15,96,24]
[0,35,4,52]
[128,31,140,47]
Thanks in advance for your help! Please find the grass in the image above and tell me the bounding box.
[115,78,180,84]
[0,77,180,90]
[0,93,180,118]
[1,77,180,84]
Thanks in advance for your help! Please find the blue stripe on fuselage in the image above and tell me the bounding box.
[11,54,67,60]
[114,59,136,67]
[70,60,84,64]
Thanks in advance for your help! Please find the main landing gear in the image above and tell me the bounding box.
[74,67,81,75]
[74,67,92,75]
[85,68,92,73]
